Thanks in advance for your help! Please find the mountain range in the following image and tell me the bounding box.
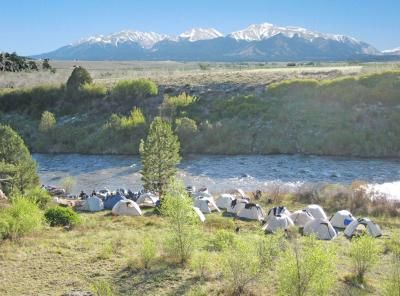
[34,23,399,61]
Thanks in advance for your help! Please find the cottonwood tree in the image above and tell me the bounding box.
[0,125,39,194]
[139,117,181,196]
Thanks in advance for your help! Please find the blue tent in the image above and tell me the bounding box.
[104,195,126,210]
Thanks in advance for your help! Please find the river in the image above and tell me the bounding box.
[33,153,400,200]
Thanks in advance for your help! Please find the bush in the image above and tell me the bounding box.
[349,235,380,284]
[277,236,336,296]
[66,66,92,91]
[39,110,56,133]
[44,206,81,227]
[208,229,236,251]
[139,237,157,269]
[111,79,158,101]
[60,176,76,194]
[0,197,43,240]
[23,186,52,209]
[80,83,107,98]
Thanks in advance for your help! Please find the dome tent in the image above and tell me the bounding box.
[263,214,294,233]
[192,206,206,222]
[237,203,265,221]
[290,210,314,227]
[216,193,235,210]
[303,218,337,240]
[112,199,142,216]
[330,210,356,229]
[344,217,382,238]
[194,197,220,214]
[305,204,328,220]
[83,195,104,212]
[226,198,248,214]
[136,193,159,207]
[104,194,126,210]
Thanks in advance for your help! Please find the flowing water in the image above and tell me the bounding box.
[33,153,400,200]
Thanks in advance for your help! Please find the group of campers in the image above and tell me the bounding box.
[49,186,382,240]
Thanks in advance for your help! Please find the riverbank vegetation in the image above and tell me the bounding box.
[1,67,400,157]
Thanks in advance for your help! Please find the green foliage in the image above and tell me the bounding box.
[164,92,197,108]
[39,110,56,132]
[60,176,76,194]
[277,236,336,296]
[0,197,43,240]
[139,236,157,269]
[121,107,146,128]
[23,186,52,209]
[80,83,107,98]
[349,235,381,284]
[208,229,236,251]
[161,180,198,264]
[384,256,400,296]
[42,59,52,71]
[44,206,81,227]
[0,125,39,195]
[190,250,212,278]
[111,79,158,101]
[140,117,181,195]
[0,52,38,72]
[66,66,93,91]
[91,280,115,296]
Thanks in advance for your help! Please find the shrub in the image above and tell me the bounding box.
[66,66,92,91]
[0,197,43,240]
[80,83,107,98]
[139,237,157,269]
[164,92,197,108]
[44,206,81,227]
[349,235,380,284]
[209,229,236,251]
[120,107,146,128]
[277,236,336,296]
[111,79,158,101]
[23,186,52,209]
[161,180,198,264]
[39,110,56,132]
[60,176,76,194]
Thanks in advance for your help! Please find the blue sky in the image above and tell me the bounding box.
[1,0,399,55]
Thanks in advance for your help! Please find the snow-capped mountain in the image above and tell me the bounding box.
[35,22,382,61]
[382,47,400,55]
[73,30,171,49]
[179,28,223,42]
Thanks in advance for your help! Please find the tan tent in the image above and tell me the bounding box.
[290,210,314,228]
[237,203,265,221]
[226,198,248,214]
[112,200,142,216]
[303,218,337,240]
[305,204,328,220]
[263,214,294,233]
[215,193,235,210]
[344,218,382,238]
[330,210,356,229]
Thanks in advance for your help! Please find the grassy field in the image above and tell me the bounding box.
[1,194,399,296]
[1,60,399,88]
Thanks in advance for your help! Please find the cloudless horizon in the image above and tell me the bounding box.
[1,0,400,56]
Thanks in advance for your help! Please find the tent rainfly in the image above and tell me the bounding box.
[83,195,104,212]
[290,210,314,227]
[330,210,356,229]
[215,193,236,210]
[192,206,206,222]
[112,200,142,216]
[303,218,337,240]
[194,197,221,214]
[104,194,126,210]
[263,214,294,233]
[226,198,248,214]
[237,203,265,221]
[305,204,328,220]
[266,206,291,221]
[344,218,382,238]
[136,193,159,207]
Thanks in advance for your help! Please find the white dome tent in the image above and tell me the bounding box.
[263,214,294,233]
[82,195,104,212]
[344,218,382,238]
[237,203,265,221]
[226,198,248,214]
[290,210,314,227]
[136,193,159,207]
[112,199,142,216]
[303,218,337,240]
[330,210,356,229]
[305,204,328,220]
[194,197,220,214]
[215,193,235,210]
[192,207,206,222]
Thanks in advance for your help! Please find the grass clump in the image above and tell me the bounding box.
[0,197,43,240]
[111,79,158,101]
[139,236,157,269]
[44,206,81,227]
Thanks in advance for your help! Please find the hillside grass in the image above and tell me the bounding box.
[0,194,399,296]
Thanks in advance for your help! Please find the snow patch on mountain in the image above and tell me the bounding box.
[382,47,400,55]
[179,28,223,42]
